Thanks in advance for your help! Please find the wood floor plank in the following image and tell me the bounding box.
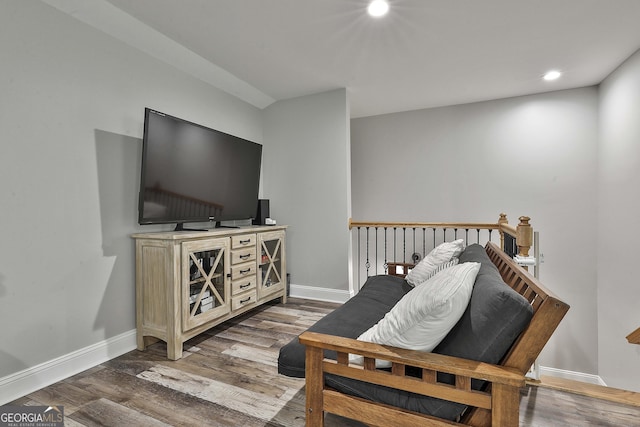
[213,327,280,348]
[161,353,292,399]
[520,385,640,426]
[69,398,171,427]
[238,317,313,337]
[23,381,97,414]
[71,363,266,426]
[137,364,302,423]
[536,375,640,408]
[233,317,309,341]
[182,344,307,391]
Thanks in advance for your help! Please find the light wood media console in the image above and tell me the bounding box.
[132,225,287,360]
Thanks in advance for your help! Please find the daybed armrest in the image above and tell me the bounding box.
[299,331,525,427]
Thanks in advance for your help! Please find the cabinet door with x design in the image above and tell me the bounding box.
[258,230,287,301]
[182,238,230,331]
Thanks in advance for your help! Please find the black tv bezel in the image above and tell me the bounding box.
[137,108,262,228]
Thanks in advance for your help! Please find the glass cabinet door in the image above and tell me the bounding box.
[182,238,230,330]
[258,230,286,299]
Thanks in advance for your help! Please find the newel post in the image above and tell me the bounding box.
[498,213,508,251]
[516,216,533,258]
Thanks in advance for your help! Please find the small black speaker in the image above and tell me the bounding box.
[253,199,270,225]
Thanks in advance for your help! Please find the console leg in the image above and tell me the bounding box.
[167,338,183,360]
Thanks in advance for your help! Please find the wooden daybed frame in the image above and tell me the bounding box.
[299,215,570,426]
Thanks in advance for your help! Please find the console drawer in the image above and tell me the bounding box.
[231,247,256,265]
[232,276,256,296]
[231,262,256,280]
[232,291,257,311]
[231,234,256,249]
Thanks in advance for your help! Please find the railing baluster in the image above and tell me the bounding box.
[365,227,370,277]
[375,227,379,276]
[402,227,407,263]
[384,227,388,274]
[412,228,416,262]
[357,227,362,289]
[393,228,397,267]
[432,228,436,251]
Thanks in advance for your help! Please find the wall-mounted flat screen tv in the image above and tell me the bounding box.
[138,108,262,229]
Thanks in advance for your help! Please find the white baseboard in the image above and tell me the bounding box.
[0,329,137,405]
[539,365,607,386]
[289,283,351,304]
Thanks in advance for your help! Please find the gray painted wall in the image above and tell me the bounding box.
[598,48,640,392]
[263,89,351,292]
[351,88,600,375]
[0,1,263,378]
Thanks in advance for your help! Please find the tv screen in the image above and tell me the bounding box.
[138,108,262,228]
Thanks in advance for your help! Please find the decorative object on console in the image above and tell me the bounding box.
[252,199,270,226]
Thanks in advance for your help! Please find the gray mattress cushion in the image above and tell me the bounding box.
[277,274,411,378]
[434,243,534,368]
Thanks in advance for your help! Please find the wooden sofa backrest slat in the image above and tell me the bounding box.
[485,243,569,372]
[531,295,544,311]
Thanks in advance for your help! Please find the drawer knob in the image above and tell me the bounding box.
[240,297,251,304]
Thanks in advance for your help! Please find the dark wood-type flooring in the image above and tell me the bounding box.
[10,298,640,426]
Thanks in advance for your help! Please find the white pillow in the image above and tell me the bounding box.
[409,258,459,287]
[352,262,480,367]
[405,239,465,286]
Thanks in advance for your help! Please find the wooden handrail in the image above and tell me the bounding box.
[627,328,640,345]
[348,219,499,230]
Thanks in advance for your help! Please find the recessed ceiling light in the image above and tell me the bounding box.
[368,0,389,17]
[543,70,562,81]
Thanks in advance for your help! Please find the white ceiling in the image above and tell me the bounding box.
[48,0,640,118]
